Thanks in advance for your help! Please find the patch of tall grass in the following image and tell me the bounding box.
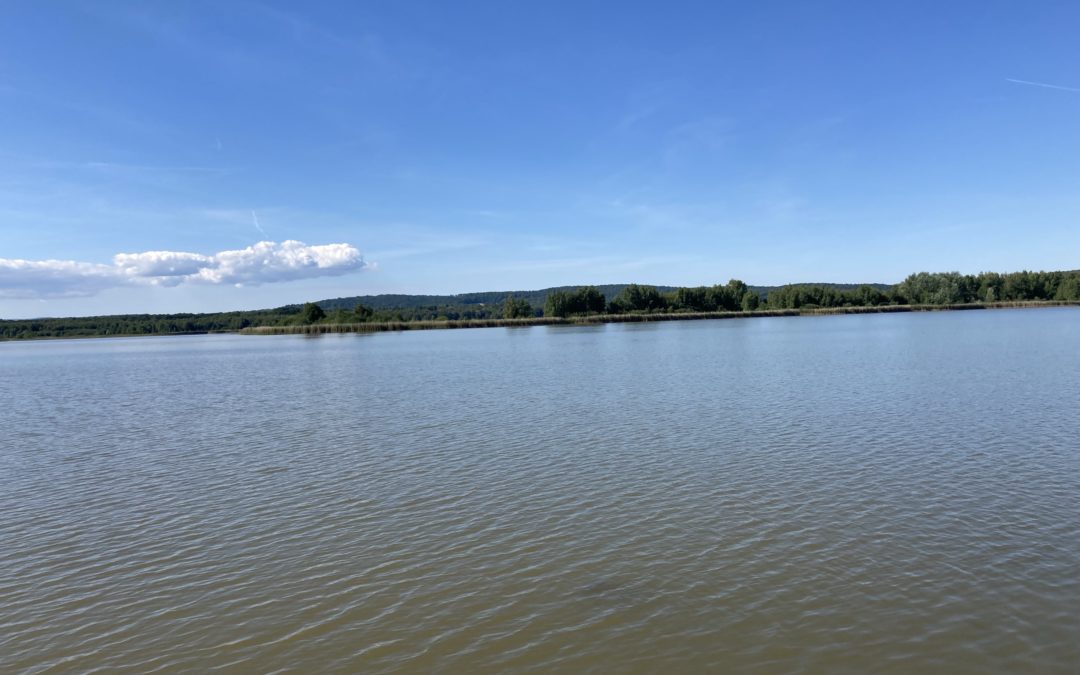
[239,300,1079,336]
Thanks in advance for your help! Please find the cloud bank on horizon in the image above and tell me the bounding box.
[0,241,368,299]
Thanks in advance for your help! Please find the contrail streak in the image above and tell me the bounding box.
[252,210,269,239]
[1005,78,1080,93]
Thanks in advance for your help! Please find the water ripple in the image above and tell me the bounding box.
[2,311,1079,672]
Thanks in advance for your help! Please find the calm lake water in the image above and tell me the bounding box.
[2,309,1079,673]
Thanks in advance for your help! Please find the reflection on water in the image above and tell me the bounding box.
[2,309,1079,672]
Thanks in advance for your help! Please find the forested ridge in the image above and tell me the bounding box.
[2,270,1077,340]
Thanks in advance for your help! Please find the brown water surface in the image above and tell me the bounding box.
[2,309,1079,672]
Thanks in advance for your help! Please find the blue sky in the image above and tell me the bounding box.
[2,0,1079,317]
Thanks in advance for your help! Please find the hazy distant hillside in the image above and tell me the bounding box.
[308,285,672,311]
[309,282,891,312]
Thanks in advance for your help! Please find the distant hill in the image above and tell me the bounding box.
[309,282,892,312]
[308,285,677,311]
[8,269,1079,340]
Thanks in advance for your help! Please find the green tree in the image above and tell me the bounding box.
[544,290,570,317]
[852,285,887,306]
[740,290,760,311]
[543,287,606,317]
[354,303,374,322]
[724,279,749,307]
[301,302,326,324]
[1054,274,1080,300]
[669,286,714,312]
[896,272,968,305]
[502,295,533,318]
[608,284,667,313]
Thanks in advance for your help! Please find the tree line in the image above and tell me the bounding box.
[0,308,305,340]
[538,270,1080,317]
[308,269,1080,322]
[3,269,1078,339]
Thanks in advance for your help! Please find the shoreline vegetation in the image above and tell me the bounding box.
[239,301,1080,336]
[3,269,1080,341]
[3,301,1074,343]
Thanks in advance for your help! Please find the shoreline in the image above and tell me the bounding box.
[3,301,1077,343]
[239,300,1080,336]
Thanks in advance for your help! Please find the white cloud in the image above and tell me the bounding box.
[0,259,119,299]
[190,240,364,285]
[114,250,213,281]
[0,240,367,299]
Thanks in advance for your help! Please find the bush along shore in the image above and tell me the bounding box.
[239,301,1080,336]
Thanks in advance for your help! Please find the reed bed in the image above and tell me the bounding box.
[806,300,1080,315]
[240,310,799,335]
[240,300,1080,336]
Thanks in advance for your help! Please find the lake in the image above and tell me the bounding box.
[2,308,1079,673]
